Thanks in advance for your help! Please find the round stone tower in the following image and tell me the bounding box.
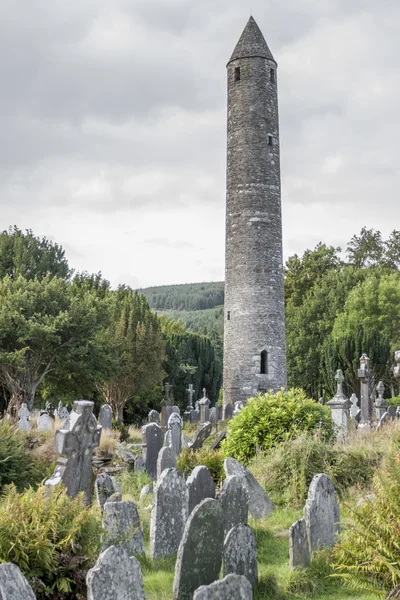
[223,16,287,408]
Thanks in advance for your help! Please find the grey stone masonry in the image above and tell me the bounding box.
[218,474,249,536]
[95,473,122,510]
[224,457,273,520]
[187,465,216,514]
[150,468,189,559]
[304,474,340,553]
[173,498,224,600]
[223,16,287,408]
[45,400,101,502]
[0,562,37,600]
[289,518,310,569]
[193,574,252,600]
[157,446,177,479]
[87,545,145,600]
[142,422,164,479]
[103,500,145,557]
[223,523,258,589]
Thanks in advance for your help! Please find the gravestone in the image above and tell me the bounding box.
[87,545,145,600]
[148,409,160,424]
[233,401,244,416]
[157,446,177,479]
[58,405,69,424]
[186,383,196,408]
[358,354,373,425]
[187,465,215,514]
[224,403,234,420]
[388,405,396,420]
[289,518,310,569]
[161,383,173,431]
[224,457,273,520]
[103,500,145,556]
[0,562,36,600]
[18,403,31,431]
[190,422,212,451]
[135,456,145,472]
[183,408,193,423]
[394,350,400,381]
[378,411,389,429]
[209,407,218,424]
[45,400,101,502]
[396,407,400,419]
[304,473,340,552]
[327,369,350,440]
[193,574,252,600]
[190,408,200,424]
[218,475,249,536]
[166,412,182,457]
[349,394,359,419]
[150,468,188,559]
[374,381,387,421]
[95,473,122,510]
[173,498,224,600]
[37,411,54,432]
[211,430,226,451]
[199,389,211,423]
[99,404,113,430]
[142,422,164,479]
[223,523,258,589]
[172,405,181,415]
[139,484,153,502]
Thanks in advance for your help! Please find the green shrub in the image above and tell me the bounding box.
[0,421,47,491]
[332,449,400,593]
[0,485,102,598]
[177,447,225,487]
[222,388,333,464]
[387,394,400,407]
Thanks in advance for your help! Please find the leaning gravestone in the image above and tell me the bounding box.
[224,457,273,520]
[173,498,224,600]
[304,473,340,552]
[193,574,252,600]
[142,422,164,479]
[190,422,212,451]
[211,430,226,451]
[187,465,216,514]
[223,523,258,589]
[99,404,113,430]
[18,403,31,431]
[218,475,249,536]
[150,468,188,559]
[87,545,145,600]
[95,473,122,510]
[157,446,176,479]
[0,562,36,600]
[103,500,145,557]
[289,518,310,569]
[45,400,102,502]
[37,412,54,432]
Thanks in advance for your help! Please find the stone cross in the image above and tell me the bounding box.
[186,384,195,408]
[164,383,172,405]
[374,380,387,422]
[358,354,373,425]
[335,369,344,394]
[18,403,31,431]
[45,400,101,503]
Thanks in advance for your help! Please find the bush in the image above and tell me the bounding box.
[0,485,102,599]
[387,394,400,407]
[222,388,333,464]
[177,447,225,487]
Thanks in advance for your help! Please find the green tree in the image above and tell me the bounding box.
[0,226,70,280]
[346,227,385,268]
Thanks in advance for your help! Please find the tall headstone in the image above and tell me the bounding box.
[142,422,164,479]
[173,498,224,600]
[0,563,36,600]
[160,382,173,432]
[45,400,101,502]
[199,388,211,423]
[223,403,234,420]
[304,473,340,553]
[150,468,188,559]
[327,369,351,440]
[103,500,145,556]
[18,403,31,431]
[87,545,145,600]
[58,404,69,424]
[349,393,359,420]
[224,457,273,520]
[186,383,196,408]
[358,354,373,425]
[99,404,113,430]
[157,446,177,479]
[166,412,183,457]
[187,465,216,514]
[374,381,387,421]
[289,518,310,569]
[193,574,252,600]
[223,523,258,589]
[218,475,249,536]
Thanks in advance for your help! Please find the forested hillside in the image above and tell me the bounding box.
[138,281,224,311]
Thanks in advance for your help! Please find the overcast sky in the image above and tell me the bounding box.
[1,0,399,288]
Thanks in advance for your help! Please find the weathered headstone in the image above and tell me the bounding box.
[166,412,183,457]
[58,405,69,424]
[45,400,101,502]
[209,407,218,424]
[172,405,181,415]
[211,430,226,451]
[142,422,164,479]
[18,402,31,431]
[134,455,145,472]
[224,457,273,520]
[0,563,36,600]
[95,473,122,510]
[150,468,188,559]
[187,465,216,514]
[358,353,373,425]
[289,518,310,569]
[161,383,173,432]
[99,404,113,430]
[218,475,249,536]
[327,369,350,440]
[199,389,211,423]
[378,411,389,429]
[103,500,145,556]
[37,411,54,432]
[304,473,340,553]
[190,408,200,424]
[394,350,400,382]
[87,545,144,600]
[223,523,258,589]
[193,574,252,600]
[388,405,396,420]
[233,401,244,416]
[173,498,224,600]
[190,422,212,451]
[224,403,234,420]
[139,483,153,502]
[148,409,160,424]
[349,394,359,419]
[157,446,177,479]
[374,381,387,421]
[186,383,196,408]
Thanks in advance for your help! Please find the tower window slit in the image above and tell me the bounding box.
[260,350,268,374]
[268,134,273,146]
[234,67,241,82]
[227,310,231,321]
[270,68,275,83]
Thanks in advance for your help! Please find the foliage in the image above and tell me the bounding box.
[0,485,102,598]
[139,281,224,311]
[332,447,400,593]
[387,395,400,407]
[0,421,46,491]
[177,447,225,487]
[249,432,382,508]
[158,306,223,338]
[222,389,333,464]
[117,469,153,502]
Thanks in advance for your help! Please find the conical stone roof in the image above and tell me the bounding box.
[228,16,275,65]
